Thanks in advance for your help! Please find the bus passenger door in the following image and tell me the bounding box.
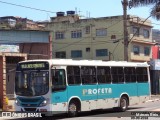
[51,67,68,112]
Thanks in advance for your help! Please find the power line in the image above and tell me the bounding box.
[53,41,118,45]
[0,0,158,29]
[111,40,121,60]
[0,0,56,13]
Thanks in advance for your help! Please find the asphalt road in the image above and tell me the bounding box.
[1,98,160,120]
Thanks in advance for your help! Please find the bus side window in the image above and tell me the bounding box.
[97,66,111,84]
[81,66,97,85]
[51,69,66,91]
[111,67,124,83]
[136,67,148,82]
[67,66,81,85]
[124,67,136,83]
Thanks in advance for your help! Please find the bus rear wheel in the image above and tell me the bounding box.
[68,101,78,117]
[118,96,128,112]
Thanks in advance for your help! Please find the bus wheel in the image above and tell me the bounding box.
[119,96,128,112]
[68,101,78,117]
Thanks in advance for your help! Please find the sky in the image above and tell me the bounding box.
[0,0,160,29]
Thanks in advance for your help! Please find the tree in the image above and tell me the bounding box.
[129,0,160,20]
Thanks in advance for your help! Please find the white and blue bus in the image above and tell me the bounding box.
[15,59,151,116]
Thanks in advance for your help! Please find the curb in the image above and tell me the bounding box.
[146,98,160,103]
[152,98,160,101]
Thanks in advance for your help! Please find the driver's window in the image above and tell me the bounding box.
[51,69,66,91]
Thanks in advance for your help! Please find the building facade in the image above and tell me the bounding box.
[45,12,153,62]
[0,30,51,109]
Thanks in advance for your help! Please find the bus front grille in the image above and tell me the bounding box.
[22,104,38,107]
[24,108,37,111]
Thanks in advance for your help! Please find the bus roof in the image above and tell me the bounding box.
[18,59,149,67]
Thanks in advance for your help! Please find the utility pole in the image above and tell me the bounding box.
[122,0,128,61]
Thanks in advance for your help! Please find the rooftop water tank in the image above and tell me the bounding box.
[66,11,75,15]
[56,12,65,17]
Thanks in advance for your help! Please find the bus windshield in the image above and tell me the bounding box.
[15,71,49,96]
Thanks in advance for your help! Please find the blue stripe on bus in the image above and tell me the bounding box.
[51,83,150,103]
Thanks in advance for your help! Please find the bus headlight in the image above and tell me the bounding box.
[39,98,49,107]
[15,98,20,106]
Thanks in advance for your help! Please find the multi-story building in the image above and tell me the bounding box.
[45,11,153,62]
[0,16,44,30]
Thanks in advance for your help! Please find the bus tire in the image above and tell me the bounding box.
[68,101,78,117]
[118,96,128,112]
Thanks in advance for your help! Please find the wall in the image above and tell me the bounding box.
[0,30,49,44]
[19,43,50,59]
[128,17,152,62]
[152,45,159,59]
[130,42,153,62]
[6,64,16,95]
[47,15,152,62]
[47,16,124,61]
[0,53,27,108]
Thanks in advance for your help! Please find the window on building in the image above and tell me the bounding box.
[97,67,111,84]
[71,30,82,38]
[111,35,116,39]
[144,47,150,56]
[124,67,136,82]
[71,50,82,58]
[143,29,150,38]
[86,47,90,52]
[96,49,108,57]
[133,46,140,55]
[96,28,107,36]
[55,51,66,58]
[133,27,139,36]
[111,67,124,83]
[136,67,148,82]
[67,66,81,85]
[81,66,96,84]
[55,31,65,39]
[85,26,90,34]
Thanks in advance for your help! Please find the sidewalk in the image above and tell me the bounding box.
[150,94,160,101]
[0,99,15,112]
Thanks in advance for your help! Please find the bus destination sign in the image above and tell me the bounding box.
[17,62,49,70]
[21,63,45,69]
